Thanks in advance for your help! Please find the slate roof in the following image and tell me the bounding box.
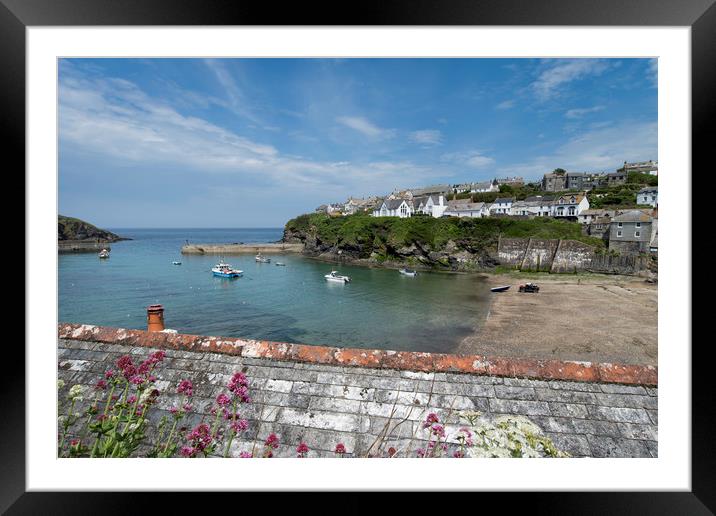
[612,210,654,223]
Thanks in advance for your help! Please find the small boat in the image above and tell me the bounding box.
[325,270,351,283]
[98,249,110,259]
[398,268,417,277]
[490,285,511,292]
[172,261,182,265]
[212,261,243,278]
[255,253,271,263]
[275,262,286,266]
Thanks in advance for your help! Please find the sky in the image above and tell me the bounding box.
[58,58,657,228]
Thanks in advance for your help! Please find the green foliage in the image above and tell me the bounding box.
[627,171,658,186]
[284,213,605,254]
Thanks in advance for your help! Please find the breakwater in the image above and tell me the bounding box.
[58,241,111,254]
[181,242,304,255]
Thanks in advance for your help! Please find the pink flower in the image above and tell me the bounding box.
[150,350,165,363]
[177,379,193,396]
[388,447,397,457]
[239,451,253,458]
[183,403,193,412]
[296,442,309,457]
[431,424,445,438]
[423,413,440,429]
[127,395,137,404]
[116,355,133,371]
[453,450,465,458]
[230,419,249,434]
[129,375,144,385]
[216,393,231,406]
[180,446,196,458]
[95,379,107,391]
[186,423,213,454]
[70,439,80,446]
[416,448,426,458]
[334,443,346,456]
[169,407,178,415]
[104,369,115,379]
[264,433,279,449]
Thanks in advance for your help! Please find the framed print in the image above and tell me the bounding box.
[5,0,710,512]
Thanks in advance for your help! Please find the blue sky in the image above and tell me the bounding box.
[59,58,657,228]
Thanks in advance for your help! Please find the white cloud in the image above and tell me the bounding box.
[335,116,395,139]
[496,120,657,179]
[59,72,440,200]
[409,129,443,146]
[565,105,605,119]
[496,99,515,110]
[532,59,611,101]
[442,150,495,169]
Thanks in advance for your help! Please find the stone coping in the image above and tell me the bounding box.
[57,323,657,386]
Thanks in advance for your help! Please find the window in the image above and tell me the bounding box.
[636,222,641,228]
[635,231,641,237]
[618,222,623,228]
[617,231,622,237]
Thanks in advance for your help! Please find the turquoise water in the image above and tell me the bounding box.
[58,229,492,353]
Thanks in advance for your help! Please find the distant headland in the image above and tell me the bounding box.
[58,215,130,253]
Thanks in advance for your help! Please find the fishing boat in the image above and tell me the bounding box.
[255,253,271,263]
[98,249,110,259]
[325,271,351,283]
[398,268,417,277]
[212,261,243,278]
[275,262,286,266]
[490,285,510,292]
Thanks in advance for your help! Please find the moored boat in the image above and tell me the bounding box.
[325,270,351,283]
[490,285,510,292]
[212,261,243,278]
[255,253,271,263]
[398,268,417,277]
[172,261,182,265]
[98,249,110,259]
[275,262,286,266]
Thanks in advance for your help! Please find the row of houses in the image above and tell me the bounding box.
[371,192,592,219]
[541,160,658,192]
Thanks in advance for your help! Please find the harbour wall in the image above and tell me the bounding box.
[58,241,111,254]
[497,238,649,274]
[181,242,305,255]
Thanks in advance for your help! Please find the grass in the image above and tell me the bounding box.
[284,213,605,254]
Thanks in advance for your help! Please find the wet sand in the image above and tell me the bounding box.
[458,273,657,366]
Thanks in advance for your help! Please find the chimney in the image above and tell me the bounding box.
[147,304,165,332]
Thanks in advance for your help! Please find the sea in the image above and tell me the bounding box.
[58,228,492,353]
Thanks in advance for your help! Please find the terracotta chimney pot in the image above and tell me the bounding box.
[147,304,165,332]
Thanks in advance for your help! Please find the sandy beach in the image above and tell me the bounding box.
[458,273,658,366]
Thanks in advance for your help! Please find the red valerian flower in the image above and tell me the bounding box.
[95,379,107,391]
[388,447,397,457]
[177,379,193,396]
[423,413,440,429]
[296,442,309,458]
[216,393,231,406]
[334,443,346,456]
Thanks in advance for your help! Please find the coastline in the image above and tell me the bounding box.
[457,272,658,366]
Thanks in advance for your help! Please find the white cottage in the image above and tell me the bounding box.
[637,187,658,207]
[372,198,414,218]
[552,192,590,218]
[489,197,514,215]
[444,200,490,218]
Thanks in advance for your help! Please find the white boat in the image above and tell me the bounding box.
[212,261,243,278]
[325,270,351,283]
[275,262,286,266]
[172,261,182,265]
[398,268,417,277]
[98,249,110,259]
[255,253,271,263]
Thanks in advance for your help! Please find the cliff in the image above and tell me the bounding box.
[58,215,129,242]
[282,213,604,272]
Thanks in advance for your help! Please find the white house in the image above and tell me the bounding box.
[415,195,448,218]
[510,200,543,217]
[372,198,414,218]
[637,187,658,207]
[444,200,489,218]
[552,192,590,218]
[489,197,514,215]
[471,180,499,193]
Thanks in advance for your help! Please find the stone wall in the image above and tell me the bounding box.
[497,238,650,275]
[57,324,659,458]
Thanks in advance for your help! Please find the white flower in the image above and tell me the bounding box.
[57,380,65,390]
[68,384,84,402]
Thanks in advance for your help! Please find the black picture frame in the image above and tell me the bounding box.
[6,0,708,512]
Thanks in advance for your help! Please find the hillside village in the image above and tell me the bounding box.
[315,160,658,257]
